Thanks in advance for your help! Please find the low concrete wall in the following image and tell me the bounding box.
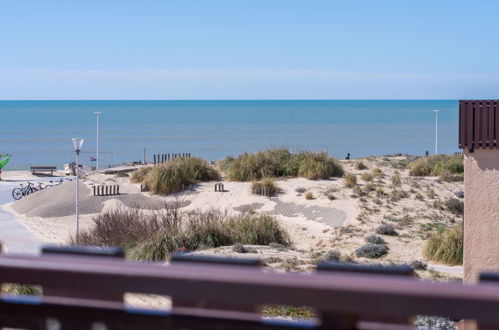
[464,149,499,282]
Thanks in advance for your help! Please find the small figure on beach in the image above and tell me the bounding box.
[345,153,350,160]
[425,151,429,156]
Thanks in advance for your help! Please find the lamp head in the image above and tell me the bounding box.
[72,138,84,154]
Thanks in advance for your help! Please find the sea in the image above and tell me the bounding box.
[0,100,459,170]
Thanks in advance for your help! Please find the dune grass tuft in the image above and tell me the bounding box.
[372,167,384,178]
[71,206,289,262]
[305,192,314,200]
[219,149,343,181]
[252,178,279,196]
[423,225,463,265]
[408,154,463,177]
[391,172,402,186]
[355,161,368,170]
[132,157,219,195]
[130,166,153,183]
[445,198,464,215]
[344,173,357,188]
[360,172,373,182]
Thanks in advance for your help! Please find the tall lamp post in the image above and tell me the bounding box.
[433,110,440,155]
[72,138,84,242]
[94,112,101,170]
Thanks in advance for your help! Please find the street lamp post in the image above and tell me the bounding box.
[72,138,84,242]
[433,110,440,155]
[94,112,101,170]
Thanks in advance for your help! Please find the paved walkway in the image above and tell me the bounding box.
[0,178,49,254]
[0,208,42,254]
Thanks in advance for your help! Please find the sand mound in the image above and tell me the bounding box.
[11,181,189,218]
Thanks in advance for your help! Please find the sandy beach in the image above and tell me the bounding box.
[0,155,463,271]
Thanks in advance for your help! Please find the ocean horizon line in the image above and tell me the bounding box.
[0,98,460,102]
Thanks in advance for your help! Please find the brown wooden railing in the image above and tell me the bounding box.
[459,100,499,150]
[1,247,499,329]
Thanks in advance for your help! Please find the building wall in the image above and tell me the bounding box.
[464,149,499,282]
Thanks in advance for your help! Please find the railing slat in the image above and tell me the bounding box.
[1,254,499,325]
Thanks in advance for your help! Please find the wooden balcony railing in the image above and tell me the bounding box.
[459,100,499,151]
[1,246,499,329]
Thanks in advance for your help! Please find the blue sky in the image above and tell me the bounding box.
[1,1,498,100]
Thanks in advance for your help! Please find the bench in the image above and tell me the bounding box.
[30,166,57,176]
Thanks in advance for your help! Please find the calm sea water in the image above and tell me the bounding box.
[0,100,459,170]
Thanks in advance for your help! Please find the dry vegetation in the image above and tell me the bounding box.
[423,225,463,265]
[219,148,344,181]
[131,157,219,195]
[71,206,290,261]
[251,178,279,196]
[116,154,464,279]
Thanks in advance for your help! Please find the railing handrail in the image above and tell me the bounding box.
[0,254,499,325]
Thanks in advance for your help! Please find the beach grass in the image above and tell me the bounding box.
[408,154,463,177]
[71,206,290,262]
[344,173,357,188]
[423,225,463,265]
[130,166,153,183]
[132,157,220,194]
[219,148,343,181]
[251,178,279,196]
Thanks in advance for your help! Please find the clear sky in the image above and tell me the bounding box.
[1,1,498,100]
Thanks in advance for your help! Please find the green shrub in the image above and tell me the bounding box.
[355,244,389,259]
[376,224,398,236]
[423,226,463,265]
[252,178,279,196]
[445,198,464,215]
[221,149,343,181]
[72,207,290,262]
[408,155,463,177]
[365,234,386,245]
[344,173,357,188]
[141,157,220,195]
[355,161,368,170]
[361,172,373,182]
